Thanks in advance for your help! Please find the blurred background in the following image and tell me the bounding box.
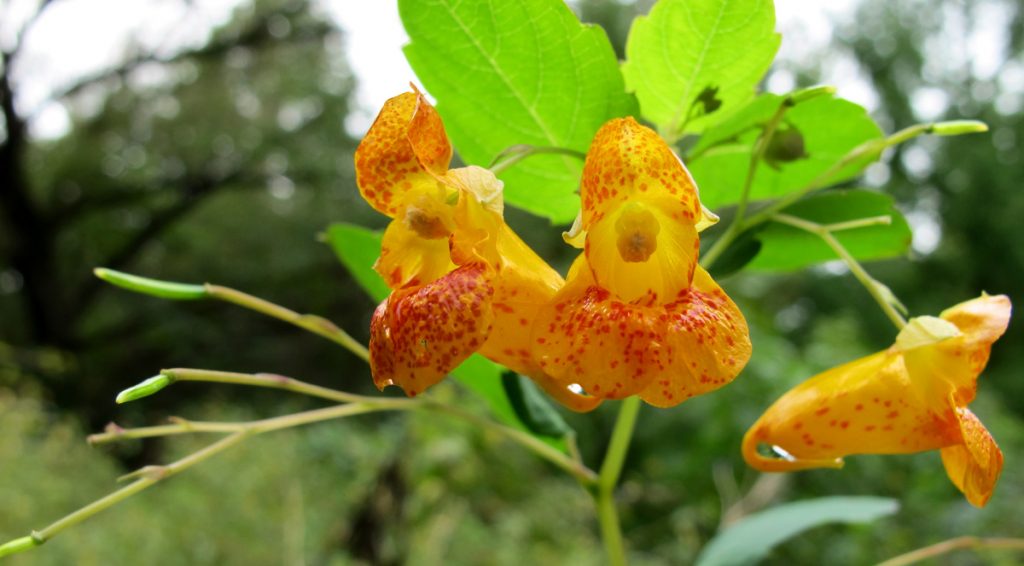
[0,0,1021,564]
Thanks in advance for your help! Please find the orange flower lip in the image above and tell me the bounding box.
[355,90,593,409]
[743,294,1012,507]
[533,117,752,409]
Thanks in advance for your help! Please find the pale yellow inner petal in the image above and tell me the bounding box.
[586,201,698,304]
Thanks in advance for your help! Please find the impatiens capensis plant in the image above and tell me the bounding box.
[3,0,1020,564]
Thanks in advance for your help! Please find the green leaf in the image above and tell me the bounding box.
[450,355,527,435]
[501,371,571,438]
[689,95,884,210]
[322,222,566,451]
[748,189,912,271]
[688,94,782,159]
[94,268,208,300]
[400,0,635,223]
[116,374,174,404]
[695,496,899,566]
[705,230,763,277]
[622,0,780,138]
[323,223,390,302]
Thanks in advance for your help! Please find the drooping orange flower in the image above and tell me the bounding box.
[743,294,1012,507]
[531,118,752,408]
[356,90,595,408]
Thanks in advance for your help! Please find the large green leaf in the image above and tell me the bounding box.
[748,189,912,271]
[400,0,635,223]
[622,0,780,139]
[689,95,883,210]
[695,496,899,566]
[323,222,567,450]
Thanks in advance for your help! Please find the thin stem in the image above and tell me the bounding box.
[25,431,251,554]
[425,402,598,485]
[166,368,372,404]
[705,121,970,272]
[772,213,907,329]
[593,396,643,566]
[2,401,417,558]
[824,215,892,232]
[489,145,587,175]
[876,536,1024,566]
[741,124,937,233]
[90,401,415,445]
[598,397,642,492]
[596,488,626,566]
[204,284,369,362]
[701,99,791,270]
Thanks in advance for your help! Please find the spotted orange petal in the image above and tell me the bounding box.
[532,256,666,400]
[580,117,707,229]
[355,90,452,217]
[941,407,1003,507]
[742,350,963,472]
[369,263,494,396]
[640,266,751,407]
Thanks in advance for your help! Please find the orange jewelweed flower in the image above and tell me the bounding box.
[356,90,594,408]
[531,117,752,408]
[743,294,1012,507]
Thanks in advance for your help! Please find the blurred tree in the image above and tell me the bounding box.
[0,0,380,425]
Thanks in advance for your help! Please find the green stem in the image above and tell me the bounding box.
[701,99,791,270]
[594,396,643,566]
[12,431,251,558]
[704,119,984,271]
[425,402,598,485]
[204,284,369,362]
[118,367,375,405]
[3,401,416,558]
[489,145,587,175]
[741,123,945,234]
[772,213,907,329]
[876,536,1024,566]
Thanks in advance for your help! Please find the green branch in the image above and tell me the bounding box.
[701,119,987,272]
[488,144,587,175]
[593,396,643,566]
[115,367,374,405]
[94,268,369,362]
[772,213,906,329]
[876,536,1024,566]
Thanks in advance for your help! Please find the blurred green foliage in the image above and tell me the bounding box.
[1,0,1022,564]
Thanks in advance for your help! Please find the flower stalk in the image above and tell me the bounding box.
[594,396,643,566]
[771,213,906,329]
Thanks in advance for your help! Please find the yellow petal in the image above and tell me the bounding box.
[374,196,456,289]
[742,350,962,472]
[903,294,1012,406]
[585,201,699,304]
[449,190,503,268]
[941,407,1003,507]
[639,265,751,407]
[531,256,666,400]
[369,263,494,396]
[580,117,703,229]
[939,294,1012,378]
[355,91,452,217]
